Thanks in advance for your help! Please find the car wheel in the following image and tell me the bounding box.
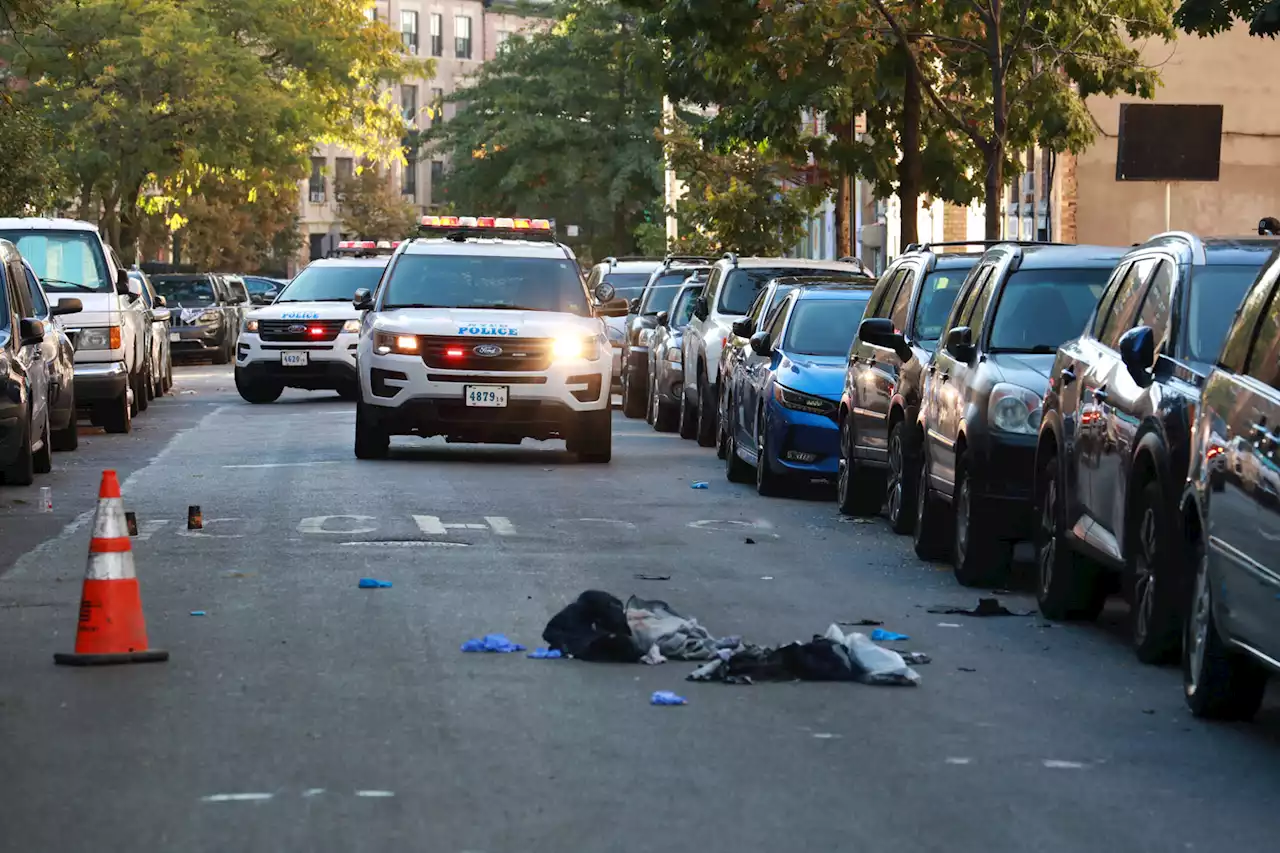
[0,405,35,486]
[51,383,78,452]
[654,382,678,433]
[136,368,150,412]
[1130,481,1182,665]
[725,412,753,484]
[1034,453,1106,621]
[645,366,657,426]
[836,418,883,516]
[912,453,952,561]
[354,400,390,460]
[677,383,698,439]
[212,339,231,365]
[128,376,139,417]
[755,411,787,497]
[337,384,360,402]
[570,408,612,463]
[622,365,645,419]
[32,406,53,475]
[144,358,156,401]
[951,454,1011,587]
[696,372,717,447]
[1183,544,1269,720]
[715,385,729,460]
[886,422,917,534]
[101,389,132,434]
[235,369,283,404]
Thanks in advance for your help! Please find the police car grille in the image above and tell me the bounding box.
[259,319,345,342]
[421,336,553,371]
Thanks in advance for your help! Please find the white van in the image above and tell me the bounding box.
[0,219,146,433]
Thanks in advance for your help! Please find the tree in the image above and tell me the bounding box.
[428,0,663,259]
[335,166,419,241]
[0,94,67,214]
[869,0,1175,238]
[1175,0,1280,35]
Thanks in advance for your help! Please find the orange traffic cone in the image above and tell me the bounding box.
[54,470,168,666]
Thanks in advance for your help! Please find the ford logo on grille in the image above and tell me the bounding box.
[288,324,307,333]
[473,344,503,357]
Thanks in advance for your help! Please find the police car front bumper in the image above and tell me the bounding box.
[237,332,359,390]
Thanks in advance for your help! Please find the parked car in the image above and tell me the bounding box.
[152,273,242,364]
[130,269,173,397]
[900,244,1123,589]
[682,254,866,448]
[620,256,710,418]
[242,275,286,305]
[723,283,875,495]
[222,274,254,326]
[1034,232,1278,663]
[585,256,663,390]
[0,239,53,484]
[646,278,704,431]
[0,218,142,434]
[21,259,81,451]
[1179,246,1280,719]
[837,242,985,531]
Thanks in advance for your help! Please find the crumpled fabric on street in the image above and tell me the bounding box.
[686,625,920,687]
[624,595,724,661]
[542,590,643,662]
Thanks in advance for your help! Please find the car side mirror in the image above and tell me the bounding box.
[154,295,167,308]
[655,310,669,328]
[858,317,912,361]
[353,288,374,310]
[628,297,641,314]
[115,270,130,296]
[19,318,45,346]
[693,295,709,321]
[593,282,616,304]
[50,298,83,317]
[1118,325,1155,384]
[944,326,976,361]
[731,317,754,337]
[749,331,773,357]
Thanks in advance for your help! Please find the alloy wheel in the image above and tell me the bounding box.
[955,477,971,569]
[887,431,904,525]
[1133,506,1160,647]
[1187,552,1212,692]
[1038,476,1058,599]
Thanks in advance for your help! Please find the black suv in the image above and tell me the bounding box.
[1034,233,1277,663]
[837,242,984,531]
[903,243,1123,587]
[152,274,243,364]
[620,255,710,418]
[1179,247,1280,719]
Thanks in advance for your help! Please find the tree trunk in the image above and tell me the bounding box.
[897,51,923,249]
[100,191,120,251]
[77,182,94,221]
[117,183,143,266]
[983,2,1006,240]
[835,171,851,257]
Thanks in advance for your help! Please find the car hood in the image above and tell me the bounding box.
[252,302,359,322]
[372,309,604,340]
[775,353,846,399]
[988,352,1055,393]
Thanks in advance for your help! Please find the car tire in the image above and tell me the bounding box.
[51,383,78,452]
[338,384,360,402]
[354,400,389,460]
[1130,481,1182,665]
[837,418,883,516]
[235,370,284,404]
[677,384,698,439]
[144,358,156,402]
[1034,453,1107,621]
[32,406,53,475]
[645,365,657,426]
[886,422,917,534]
[212,339,231,365]
[128,376,139,417]
[1183,544,1269,720]
[755,411,787,497]
[622,367,646,419]
[724,413,753,484]
[135,369,150,413]
[571,408,612,463]
[696,372,717,447]
[101,389,132,435]
[653,381,678,433]
[913,453,952,561]
[951,453,1011,587]
[1,406,35,485]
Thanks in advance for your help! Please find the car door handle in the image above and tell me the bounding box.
[927,365,936,374]
[1060,367,1076,385]
[939,373,949,382]
[1093,386,1108,403]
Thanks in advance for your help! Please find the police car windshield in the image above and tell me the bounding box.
[279,263,385,302]
[0,229,111,293]
[385,254,589,314]
[153,276,216,307]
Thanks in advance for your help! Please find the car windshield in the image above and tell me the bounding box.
[1185,265,1265,363]
[385,254,589,314]
[153,276,216,307]
[912,269,970,343]
[603,272,651,301]
[671,288,699,328]
[719,267,842,315]
[783,297,871,356]
[988,268,1110,353]
[243,276,282,296]
[0,229,111,293]
[639,282,685,315]
[0,273,9,332]
[278,263,386,302]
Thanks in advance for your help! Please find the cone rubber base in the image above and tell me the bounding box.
[54,649,169,667]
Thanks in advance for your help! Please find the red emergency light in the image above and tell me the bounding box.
[308,327,326,337]
[445,347,465,358]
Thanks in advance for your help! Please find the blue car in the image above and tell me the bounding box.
[723,284,873,495]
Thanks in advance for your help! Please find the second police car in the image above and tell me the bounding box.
[235,241,395,403]
[352,216,621,462]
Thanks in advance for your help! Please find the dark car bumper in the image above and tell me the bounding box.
[170,325,230,356]
[73,361,129,403]
[363,396,587,442]
[237,359,357,392]
[970,431,1038,538]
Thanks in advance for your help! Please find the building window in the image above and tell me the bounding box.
[364,6,376,22]
[455,15,471,59]
[308,157,326,203]
[403,156,418,199]
[429,87,443,126]
[430,160,444,204]
[429,13,442,57]
[335,157,353,200]
[401,85,418,125]
[495,30,510,54]
[401,10,418,53]
[310,233,326,260]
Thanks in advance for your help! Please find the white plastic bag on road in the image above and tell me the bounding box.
[823,624,921,686]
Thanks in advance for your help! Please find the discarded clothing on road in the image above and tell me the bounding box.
[687,624,920,687]
[926,597,1032,617]
[542,590,643,662]
[625,596,728,661]
[461,634,526,653]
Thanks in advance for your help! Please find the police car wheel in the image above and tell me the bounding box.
[354,401,390,460]
[569,409,612,463]
[235,370,283,404]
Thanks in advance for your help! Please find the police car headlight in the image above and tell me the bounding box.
[373,331,419,355]
[243,319,259,333]
[342,319,361,334]
[551,333,603,362]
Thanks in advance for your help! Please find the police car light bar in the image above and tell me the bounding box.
[334,240,397,255]
[419,214,555,241]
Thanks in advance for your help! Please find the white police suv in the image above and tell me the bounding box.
[235,241,394,403]
[352,216,621,462]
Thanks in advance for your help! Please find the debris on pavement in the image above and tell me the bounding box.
[527,648,563,659]
[461,634,526,653]
[189,611,207,617]
[125,511,138,536]
[187,506,203,530]
[926,597,1033,617]
[357,578,393,589]
[543,590,642,662]
[899,652,931,665]
[744,537,756,544]
[626,596,727,661]
[690,481,709,489]
[838,618,884,627]
[633,573,671,581]
[688,625,920,687]
[870,628,910,642]
[640,644,667,665]
[651,691,687,705]
[958,667,977,672]
[760,576,773,580]
[838,517,874,524]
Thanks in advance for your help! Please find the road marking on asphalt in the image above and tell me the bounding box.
[945,757,972,765]
[340,541,469,548]
[485,516,516,535]
[202,793,274,803]
[937,623,963,628]
[298,515,378,535]
[811,733,839,739]
[302,789,325,797]
[414,515,514,535]
[578,518,638,528]
[222,461,342,469]
[1042,760,1087,769]
[134,520,170,541]
[355,790,395,798]
[177,518,244,539]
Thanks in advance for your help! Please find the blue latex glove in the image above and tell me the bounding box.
[461,633,526,653]
[870,628,909,642]
[651,691,687,705]
[528,648,563,659]
[358,578,393,589]
[690,481,709,489]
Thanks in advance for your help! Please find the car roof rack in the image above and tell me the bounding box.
[722,251,739,266]
[903,239,1068,253]
[663,254,711,265]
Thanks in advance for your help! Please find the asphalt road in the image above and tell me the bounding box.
[2,364,1278,852]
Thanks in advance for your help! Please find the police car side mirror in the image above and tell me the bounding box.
[353,288,373,311]
[593,282,616,304]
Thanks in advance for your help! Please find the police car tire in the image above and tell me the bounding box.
[236,377,283,404]
[570,409,612,463]
[354,401,390,460]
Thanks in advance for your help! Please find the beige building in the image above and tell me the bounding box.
[297,0,550,268]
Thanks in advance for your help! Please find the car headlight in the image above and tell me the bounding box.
[773,384,836,415]
[551,333,603,362]
[665,346,682,363]
[197,310,221,324]
[606,325,624,345]
[373,331,419,355]
[638,328,654,347]
[78,326,121,350]
[243,319,259,333]
[342,319,361,334]
[989,383,1043,434]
